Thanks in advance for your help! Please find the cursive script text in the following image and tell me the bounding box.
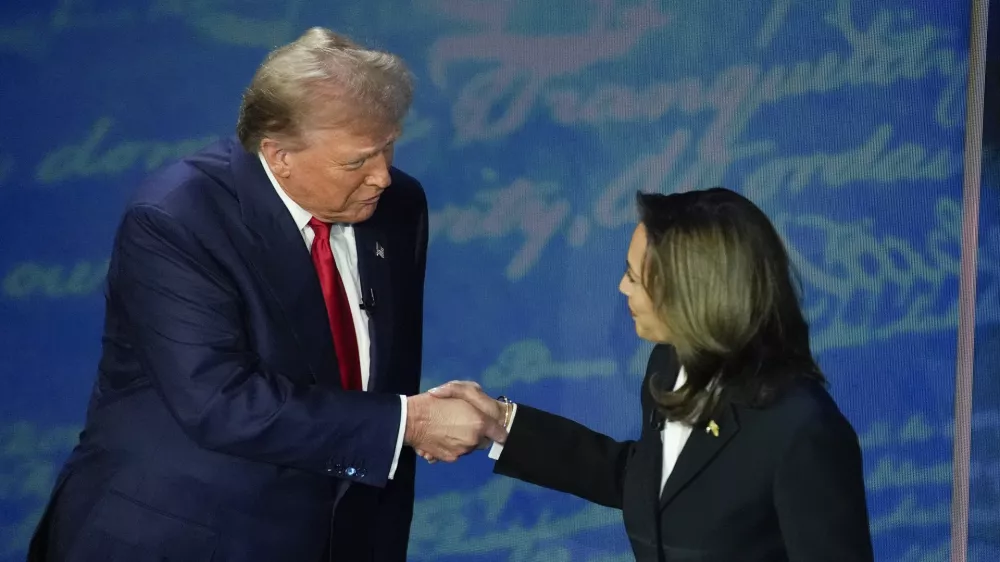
[2,259,110,299]
[35,118,217,184]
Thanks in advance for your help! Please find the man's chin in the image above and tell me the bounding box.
[325,199,381,224]
[349,202,378,223]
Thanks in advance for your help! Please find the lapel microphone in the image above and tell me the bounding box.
[648,409,665,430]
[359,242,381,315]
[359,288,376,314]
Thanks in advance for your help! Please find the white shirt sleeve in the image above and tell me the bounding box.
[487,403,518,460]
[387,395,407,479]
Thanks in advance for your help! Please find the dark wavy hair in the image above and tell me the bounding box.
[637,188,825,424]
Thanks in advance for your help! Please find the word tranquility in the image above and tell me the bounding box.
[429,0,965,146]
[424,5,965,278]
[426,0,965,286]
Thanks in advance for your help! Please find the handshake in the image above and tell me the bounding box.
[402,381,507,463]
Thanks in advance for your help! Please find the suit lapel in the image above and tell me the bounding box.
[638,345,677,519]
[659,397,741,509]
[230,142,339,386]
[352,219,394,393]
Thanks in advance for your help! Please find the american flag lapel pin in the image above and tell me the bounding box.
[375,242,385,259]
[705,420,719,437]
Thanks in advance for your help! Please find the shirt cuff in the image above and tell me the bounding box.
[487,403,517,460]
[388,395,407,480]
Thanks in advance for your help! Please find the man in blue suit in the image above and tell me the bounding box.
[28,27,505,562]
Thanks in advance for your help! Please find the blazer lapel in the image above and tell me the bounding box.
[229,142,339,386]
[659,396,741,509]
[352,219,394,393]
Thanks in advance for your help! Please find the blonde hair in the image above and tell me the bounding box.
[236,27,414,152]
[638,188,823,424]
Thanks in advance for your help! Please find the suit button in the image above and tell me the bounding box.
[346,467,356,477]
[357,468,367,478]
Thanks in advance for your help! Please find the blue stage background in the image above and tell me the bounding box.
[1,1,997,560]
[971,0,1000,557]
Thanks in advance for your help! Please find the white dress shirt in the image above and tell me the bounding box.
[659,367,692,494]
[489,367,692,495]
[258,153,407,480]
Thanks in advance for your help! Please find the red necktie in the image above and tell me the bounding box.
[308,218,362,391]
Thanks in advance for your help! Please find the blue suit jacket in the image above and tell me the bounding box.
[28,137,428,561]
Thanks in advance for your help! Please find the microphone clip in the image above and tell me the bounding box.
[648,409,665,430]
[359,288,376,313]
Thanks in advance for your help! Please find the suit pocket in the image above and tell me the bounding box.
[68,489,217,562]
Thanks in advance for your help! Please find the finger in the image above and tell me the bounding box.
[429,380,482,397]
[446,380,482,391]
[427,384,459,398]
[443,384,497,415]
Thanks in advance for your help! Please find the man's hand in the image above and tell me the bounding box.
[404,389,507,463]
[415,381,507,463]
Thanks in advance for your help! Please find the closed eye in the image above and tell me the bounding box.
[343,158,366,170]
[343,141,395,171]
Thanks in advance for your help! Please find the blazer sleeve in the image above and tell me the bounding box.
[410,185,429,393]
[492,404,635,509]
[773,410,875,561]
[110,204,401,487]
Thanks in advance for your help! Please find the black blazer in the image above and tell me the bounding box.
[494,344,874,562]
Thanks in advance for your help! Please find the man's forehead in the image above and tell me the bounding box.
[315,124,400,151]
[359,128,401,149]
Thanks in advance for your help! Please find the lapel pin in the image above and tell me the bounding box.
[375,242,385,259]
[705,420,719,437]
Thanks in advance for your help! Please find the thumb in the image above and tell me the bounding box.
[427,383,457,398]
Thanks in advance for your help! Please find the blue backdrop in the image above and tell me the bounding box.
[1,1,996,560]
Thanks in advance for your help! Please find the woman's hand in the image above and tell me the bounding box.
[416,380,506,463]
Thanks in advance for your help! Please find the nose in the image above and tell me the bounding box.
[618,273,629,295]
[366,151,392,189]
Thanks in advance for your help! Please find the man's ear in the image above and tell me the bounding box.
[260,138,292,178]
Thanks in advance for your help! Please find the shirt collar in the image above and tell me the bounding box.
[257,152,318,233]
[674,366,687,391]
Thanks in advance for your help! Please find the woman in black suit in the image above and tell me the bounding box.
[427,187,875,561]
